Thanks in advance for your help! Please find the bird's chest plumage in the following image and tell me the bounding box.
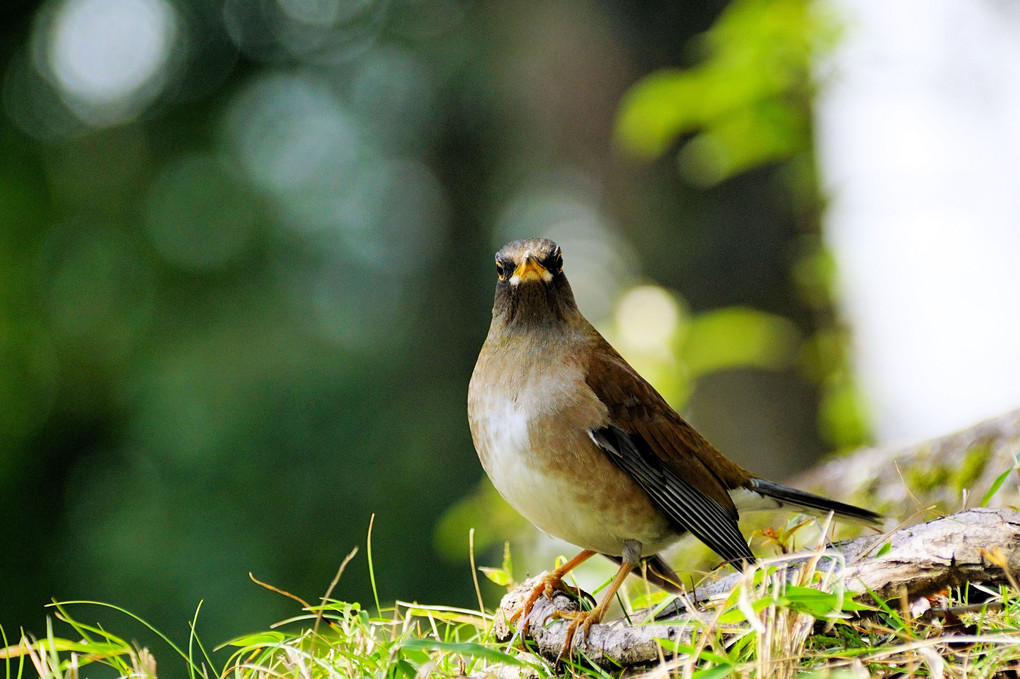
[468,334,676,555]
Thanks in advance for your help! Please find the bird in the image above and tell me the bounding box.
[467,237,883,655]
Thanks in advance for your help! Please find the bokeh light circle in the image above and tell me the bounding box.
[41,0,179,126]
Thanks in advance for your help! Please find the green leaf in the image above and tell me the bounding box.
[479,566,510,586]
[390,658,417,679]
[694,664,737,679]
[682,307,801,376]
[982,457,1018,506]
[14,638,127,657]
[653,638,695,655]
[840,598,874,612]
[778,586,848,617]
[614,0,835,184]
[220,631,288,648]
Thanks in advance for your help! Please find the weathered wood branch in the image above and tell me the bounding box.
[487,508,1020,671]
[794,409,1020,514]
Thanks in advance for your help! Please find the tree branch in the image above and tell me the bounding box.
[489,508,1020,670]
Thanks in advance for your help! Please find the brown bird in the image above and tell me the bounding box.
[468,237,882,653]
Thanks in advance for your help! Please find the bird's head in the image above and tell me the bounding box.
[490,238,580,328]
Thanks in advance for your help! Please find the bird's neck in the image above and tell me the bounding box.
[493,282,580,331]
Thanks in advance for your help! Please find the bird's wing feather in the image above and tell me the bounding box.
[585,341,755,565]
[591,425,754,564]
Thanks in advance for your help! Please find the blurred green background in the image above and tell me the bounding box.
[0,0,866,661]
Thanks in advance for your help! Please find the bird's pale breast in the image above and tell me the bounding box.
[468,334,678,556]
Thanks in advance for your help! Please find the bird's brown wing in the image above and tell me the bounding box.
[585,341,755,565]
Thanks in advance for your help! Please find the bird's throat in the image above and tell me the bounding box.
[496,280,577,331]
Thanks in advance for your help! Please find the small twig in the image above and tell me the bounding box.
[314,546,359,635]
[249,572,311,609]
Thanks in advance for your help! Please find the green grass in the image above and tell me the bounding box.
[6,551,1020,678]
[6,515,1020,678]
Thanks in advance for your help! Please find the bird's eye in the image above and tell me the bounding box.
[495,260,506,280]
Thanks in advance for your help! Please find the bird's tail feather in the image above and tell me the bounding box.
[747,478,883,527]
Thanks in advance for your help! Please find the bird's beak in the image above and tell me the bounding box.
[511,254,552,285]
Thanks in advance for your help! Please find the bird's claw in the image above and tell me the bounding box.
[551,608,599,663]
[510,571,592,638]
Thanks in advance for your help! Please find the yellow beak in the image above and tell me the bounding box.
[512,256,551,284]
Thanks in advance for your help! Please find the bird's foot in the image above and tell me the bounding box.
[510,571,594,637]
[550,607,601,662]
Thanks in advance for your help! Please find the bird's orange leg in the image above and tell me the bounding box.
[512,549,596,635]
[553,557,633,660]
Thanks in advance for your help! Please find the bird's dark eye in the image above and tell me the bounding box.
[495,260,506,280]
